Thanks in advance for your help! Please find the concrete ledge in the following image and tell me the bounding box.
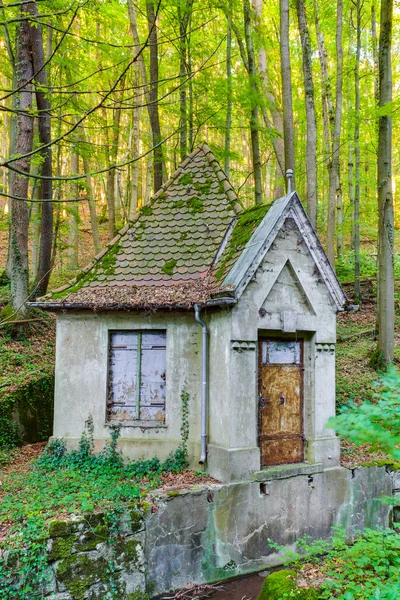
[253,462,324,481]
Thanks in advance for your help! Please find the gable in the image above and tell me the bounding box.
[260,260,315,316]
[222,192,347,311]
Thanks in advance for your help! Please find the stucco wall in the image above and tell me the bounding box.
[54,311,203,465]
[206,217,340,480]
[54,216,342,481]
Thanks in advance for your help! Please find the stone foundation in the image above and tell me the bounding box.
[4,465,400,599]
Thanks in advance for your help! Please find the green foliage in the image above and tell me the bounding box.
[0,389,192,598]
[329,367,400,460]
[267,528,400,600]
[318,529,400,599]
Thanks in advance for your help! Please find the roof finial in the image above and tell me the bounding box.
[286,169,294,194]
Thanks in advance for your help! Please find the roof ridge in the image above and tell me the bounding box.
[199,143,242,214]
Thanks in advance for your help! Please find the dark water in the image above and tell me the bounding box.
[206,574,264,599]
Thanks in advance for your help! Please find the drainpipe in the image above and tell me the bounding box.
[194,304,208,464]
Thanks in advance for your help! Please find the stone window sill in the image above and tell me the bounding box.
[106,420,167,429]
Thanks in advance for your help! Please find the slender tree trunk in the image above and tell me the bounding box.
[127,0,165,190]
[371,0,379,104]
[280,0,295,189]
[67,151,79,270]
[105,88,123,239]
[296,0,317,226]
[377,0,394,365]
[225,5,232,177]
[243,0,262,204]
[29,1,53,297]
[129,66,141,219]
[336,170,343,256]
[9,9,34,316]
[327,0,343,266]
[30,182,41,279]
[314,0,334,161]
[146,0,164,192]
[252,0,285,194]
[79,129,100,253]
[348,141,355,249]
[178,1,193,161]
[354,0,362,301]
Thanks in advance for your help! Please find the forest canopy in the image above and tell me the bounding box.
[0,0,398,361]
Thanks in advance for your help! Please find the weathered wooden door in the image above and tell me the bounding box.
[258,339,304,467]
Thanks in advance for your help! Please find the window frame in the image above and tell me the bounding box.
[106,329,168,429]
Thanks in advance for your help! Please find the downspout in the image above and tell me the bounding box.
[194,304,208,464]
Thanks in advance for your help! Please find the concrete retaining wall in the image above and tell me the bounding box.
[5,465,399,599]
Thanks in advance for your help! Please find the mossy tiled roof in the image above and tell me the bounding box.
[46,144,243,308]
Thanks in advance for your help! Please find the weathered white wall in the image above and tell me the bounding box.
[206,217,340,481]
[54,311,203,464]
[54,216,341,481]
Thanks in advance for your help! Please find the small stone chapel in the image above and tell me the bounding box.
[32,144,347,483]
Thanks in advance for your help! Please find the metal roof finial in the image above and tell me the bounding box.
[286,169,294,194]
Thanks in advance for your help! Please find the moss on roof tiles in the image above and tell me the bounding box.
[215,202,273,281]
[48,144,242,305]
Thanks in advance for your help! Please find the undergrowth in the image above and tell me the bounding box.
[0,390,191,599]
[269,527,400,599]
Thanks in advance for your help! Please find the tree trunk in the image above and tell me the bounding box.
[146,0,164,193]
[354,0,362,301]
[313,0,334,161]
[296,0,317,226]
[9,9,34,316]
[79,129,101,253]
[127,0,165,191]
[243,0,262,204]
[377,0,394,365]
[105,87,123,240]
[252,0,285,192]
[129,65,141,219]
[178,1,193,162]
[29,1,53,298]
[67,151,79,270]
[327,0,343,266]
[225,5,232,178]
[280,0,295,189]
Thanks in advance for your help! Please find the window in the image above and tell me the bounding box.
[261,340,301,365]
[107,331,166,424]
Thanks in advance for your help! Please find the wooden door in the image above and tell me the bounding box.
[258,339,304,467]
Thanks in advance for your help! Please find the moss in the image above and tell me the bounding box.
[166,491,180,497]
[162,259,177,276]
[75,525,109,551]
[49,520,72,538]
[0,303,14,322]
[126,592,149,600]
[52,241,121,300]
[116,538,141,563]
[187,196,204,215]
[1,374,54,444]
[257,570,320,600]
[48,534,75,561]
[179,172,193,185]
[140,205,153,216]
[216,202,272,281]
[130,509,143,533]
[56,553,108,600]
[194,178,213,195]
[360,460,400,470]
